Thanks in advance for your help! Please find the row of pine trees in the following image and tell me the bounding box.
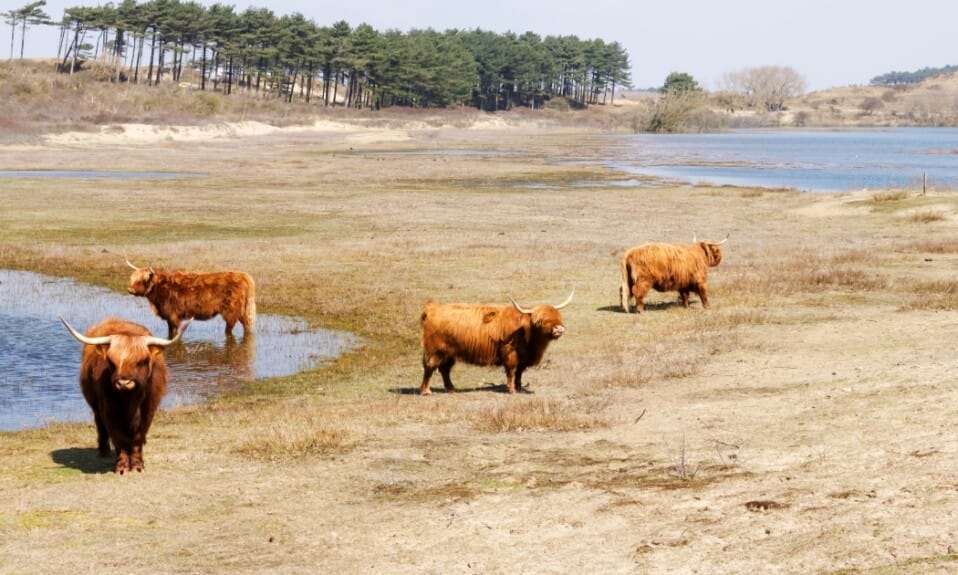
[34,0,632,110]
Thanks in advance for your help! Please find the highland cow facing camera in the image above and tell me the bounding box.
[60,316,190,474]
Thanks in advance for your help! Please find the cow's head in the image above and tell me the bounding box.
[510,290,573,339]
[60,317,190,391]
[693,234,728,267]
[126,259,156,296]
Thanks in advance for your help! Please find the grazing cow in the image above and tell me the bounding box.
[620,235,728,313]
[126,260,255,338]
[419,291,573,395]
[60,316,191,474]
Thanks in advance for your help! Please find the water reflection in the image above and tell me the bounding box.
[0,270,357,431]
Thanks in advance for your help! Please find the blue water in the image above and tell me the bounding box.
[608,128,958,192]
[0,270,357,431]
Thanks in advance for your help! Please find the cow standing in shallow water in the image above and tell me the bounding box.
[126,260,255,338]
[60,316,190,474]
[620,235,727,313]
[419,291,572,395]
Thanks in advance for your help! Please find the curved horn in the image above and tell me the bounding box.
[711,233,730,245]
[509,297,533,314]
[59,316,112,346]
[125,258,139,270]
[143,318,193,347]
[553,289,574,310]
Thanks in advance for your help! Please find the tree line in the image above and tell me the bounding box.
[870,65,958,86]
[7,0,632,110]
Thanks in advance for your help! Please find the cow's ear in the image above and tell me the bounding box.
[148,346,164,360]
[482,310,497,323]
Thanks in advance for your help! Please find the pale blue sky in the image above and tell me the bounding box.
[6,0,957,92]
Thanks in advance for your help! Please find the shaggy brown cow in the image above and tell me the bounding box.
[126,260,255,338]
[620,235,728,313]
[60,316,190,474]
[419,291,573,395]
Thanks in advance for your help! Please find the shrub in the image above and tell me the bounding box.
[193,92,221,116]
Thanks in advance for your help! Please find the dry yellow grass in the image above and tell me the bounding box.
[1,118,957,574]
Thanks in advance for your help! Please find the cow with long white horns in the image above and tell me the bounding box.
[126,259,255,338]
[620,234,728,313]
[419,291,573,395]
[60,316,191,474]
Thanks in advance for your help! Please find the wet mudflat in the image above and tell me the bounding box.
[0,270,356,430]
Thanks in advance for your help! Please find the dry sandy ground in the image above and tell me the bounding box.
[0,119,957,575]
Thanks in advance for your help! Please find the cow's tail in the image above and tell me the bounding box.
[620,254,633,313]
[244,274,257,333]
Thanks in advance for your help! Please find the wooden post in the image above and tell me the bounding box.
[922,171,927,196]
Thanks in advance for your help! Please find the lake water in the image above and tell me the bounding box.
[606,128,958,192]
[0,270,357,431]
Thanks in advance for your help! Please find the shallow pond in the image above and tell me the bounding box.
[0,270,357,431]
[608,128,958,192]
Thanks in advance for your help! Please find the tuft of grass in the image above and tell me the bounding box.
[732,253,890,296]
[872,190,909,202]
[905,238,958,254]
[897,279,958,311]
[469,397,607,432]
[234,412,351,462]
[906,210,947,223]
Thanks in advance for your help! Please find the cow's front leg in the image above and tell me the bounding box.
[697,284,710,309]
[504,365,518,394]
[514,367,526,393]
[679,289,691,308]
[114,450,131,475]
[130,444,145,473]
[438,361,456,392]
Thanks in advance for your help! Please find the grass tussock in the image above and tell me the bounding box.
[234,411,352,463]
[469,397,608,432]
[897,279,958,311]
[729,252,890,297]
[904,238,958,254]
[872,190,909,202]
[906,210,948,223]
[601,337,716,388]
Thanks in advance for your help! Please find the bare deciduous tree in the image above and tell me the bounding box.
[719,66,807,111]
